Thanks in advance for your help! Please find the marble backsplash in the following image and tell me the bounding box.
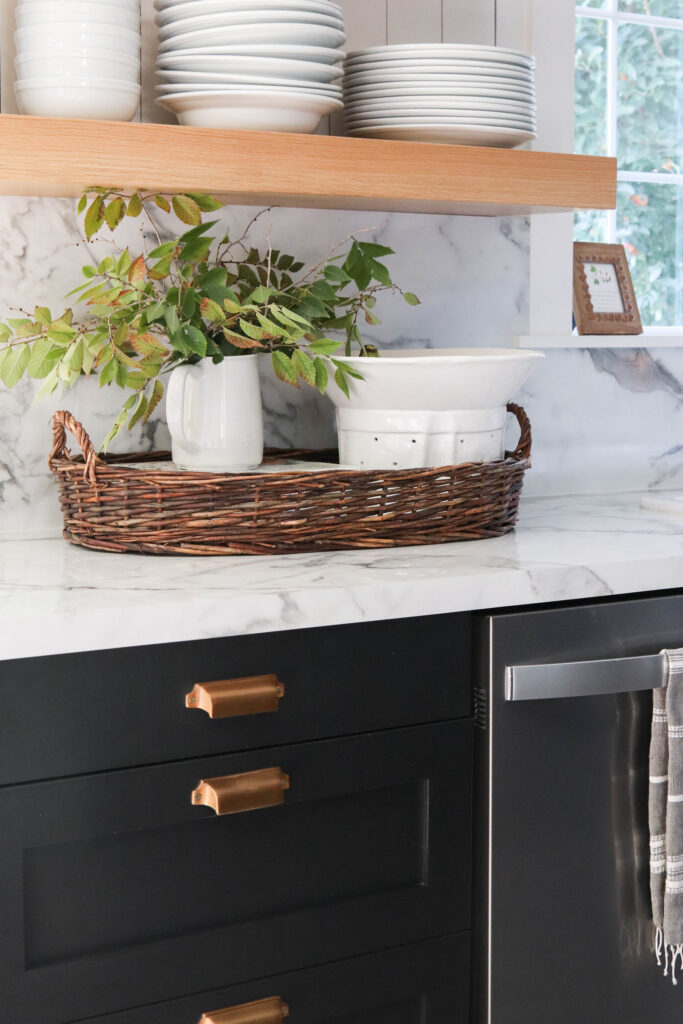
[0,196,681,537]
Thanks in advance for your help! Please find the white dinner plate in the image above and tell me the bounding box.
[344,83,534,101]
[158,22,346,52]
[344,114,537,130]
[345,59,534,80]
[345,123,536,146]
[158,9,343,41]
[347,43,534,68]
[156,0,342,24]
[157,81,342,97]
[157,43,346,64]
[344,97,536,115]
[157,68,342,91]
[344,71,534,92]
[156,52,343,80]
[158,87,342,130]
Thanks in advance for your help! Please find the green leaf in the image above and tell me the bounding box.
[63,337,84,375]
[185,192,222,212]
[313,356,328,394]
[292,348,315,386]
[369,259,391,286]
[33,306,52,327]
[100,394,138,452]
[148,240,176,259]
[271,350,298,386]
[26,338,61,379]
[149,253,173,280]
[81,265,96,279]
[199,296,224,323]
[333,365,350,399]
[357,242,395,258]
[172,194,202,226]
[77,194,87,215]
[104,197,125,231]
[180,236,211,263]
[144,379,164,422]
[115,361,128,388]
[47,322,77,346]
[164,307,180,336]
[249,285,273,304]
[128,392,148,430]
[99,358,117,387]
[403,291,421,306]
[238,319,265,343]
[181,288,198,318]
[0,344,30,386]
[84,196,105,240]
[127,193,143,217]
[308,337,342,356]
[324,264,352,284]
[183,325,208,357]
[142,301,166,324]
[153,196,171,213]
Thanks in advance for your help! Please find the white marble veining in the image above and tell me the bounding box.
[1,491,683,661]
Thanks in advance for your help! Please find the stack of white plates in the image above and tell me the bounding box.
[154,0,346,131]
[14,0,141,120]
[343,43,537,146]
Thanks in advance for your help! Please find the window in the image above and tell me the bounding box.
[575,1,683,327]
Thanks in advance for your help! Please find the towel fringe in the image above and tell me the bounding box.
[656,926,664,965]
[658,938,683,985]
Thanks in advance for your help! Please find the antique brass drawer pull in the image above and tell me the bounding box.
[186,675,285,720]
[192,767,290,816]
[199,996,290,1024]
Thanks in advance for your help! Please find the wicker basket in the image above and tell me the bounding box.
[48,404,532,556]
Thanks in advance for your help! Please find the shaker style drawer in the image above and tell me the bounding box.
[0,721,473,1024]
[76,935,470,1024]
[0,614,471,785]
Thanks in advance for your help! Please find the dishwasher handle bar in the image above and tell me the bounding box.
[505,652,668,702]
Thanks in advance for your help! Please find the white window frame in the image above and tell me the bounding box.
[504,0,683,344]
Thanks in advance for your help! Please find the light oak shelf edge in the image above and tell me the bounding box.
[0,115,617,215]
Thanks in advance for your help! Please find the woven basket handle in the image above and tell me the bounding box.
[507,403,532,461]
[49,411,101,485]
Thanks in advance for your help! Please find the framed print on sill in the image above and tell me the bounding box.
[573,242,642,336]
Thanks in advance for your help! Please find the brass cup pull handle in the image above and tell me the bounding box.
[192,767,290,816]
[199,996,290,1024]
[186,675,285,720]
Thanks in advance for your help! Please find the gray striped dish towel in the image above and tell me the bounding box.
[650,648,683,983]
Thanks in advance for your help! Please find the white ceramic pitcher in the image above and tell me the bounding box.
[166,355,264,471]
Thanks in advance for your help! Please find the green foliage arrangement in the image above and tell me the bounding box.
[0,189,419,448]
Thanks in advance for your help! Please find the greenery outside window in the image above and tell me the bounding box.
[575,0,683,326]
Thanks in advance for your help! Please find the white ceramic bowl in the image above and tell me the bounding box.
[158,87,341,129]
[16,2,140,30]
[155,0,341,15]
[20,0,140,10]
[326,348,544,470]
[158,22,346,52]
[15,23,141,57]
[158,9,343,41]
[17,53,140,83]
[15,77,141,119]
[156,52,342,80]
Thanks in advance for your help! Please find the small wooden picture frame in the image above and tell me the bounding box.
[573,242,642,335]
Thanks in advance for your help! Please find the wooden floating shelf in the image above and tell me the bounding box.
[0,114,616,216]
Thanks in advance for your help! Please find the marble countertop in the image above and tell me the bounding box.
[2,491,683,662]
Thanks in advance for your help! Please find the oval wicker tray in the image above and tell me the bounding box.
[48,404,532,556]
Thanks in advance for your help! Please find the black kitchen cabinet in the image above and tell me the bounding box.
[75,935,470,1024]
[0,721,472,1023]
[0,613,471,785]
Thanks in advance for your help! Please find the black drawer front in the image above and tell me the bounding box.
[0,614,470,785]
[77,935,470,1024]
[0,721,472,1024]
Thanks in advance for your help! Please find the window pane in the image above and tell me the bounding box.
[619,1,683,17]
[617,181,683,325]
[618,21,683,173]
[574,209,610,244]
[577,1,607,9]
[575,17,608,156]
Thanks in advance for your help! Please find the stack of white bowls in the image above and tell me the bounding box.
[14,0,141,120]
[343,43,537,147]
[154,0,345,131]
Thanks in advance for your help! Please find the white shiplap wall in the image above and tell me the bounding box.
[0,0,498,121]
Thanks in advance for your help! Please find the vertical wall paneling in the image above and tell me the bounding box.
[142,0,173,125]
[332,0,388,134]
[494,0,531,51]
[387,0,442,45]
[442,0,495,46]
[1,0,19,114]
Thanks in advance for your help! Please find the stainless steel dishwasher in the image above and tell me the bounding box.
[474,593,683,1024]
